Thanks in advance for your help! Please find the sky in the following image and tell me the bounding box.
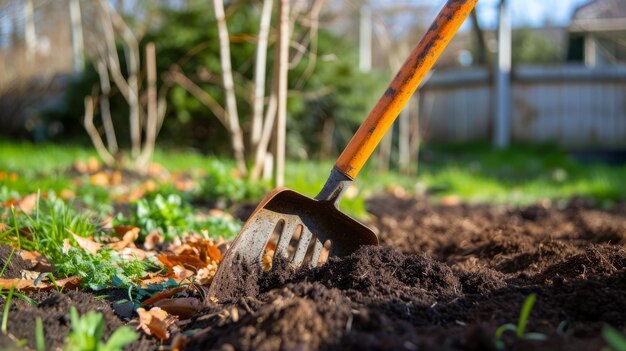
[474,0,591,28]
[372,0,592,29]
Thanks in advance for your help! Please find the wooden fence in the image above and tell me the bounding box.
[418,65,626,148]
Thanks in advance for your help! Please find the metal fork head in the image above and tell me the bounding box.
[208,186,378,299]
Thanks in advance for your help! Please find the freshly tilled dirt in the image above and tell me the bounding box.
[186,196,626,351]
[3,195,626,350]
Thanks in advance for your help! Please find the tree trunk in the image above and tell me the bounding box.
[319,117,334,161]
[95,59,118,155]
[274,0,290,187]
[69,0,84,73]
[378,131,392,173]
[398,102,410,175]
[213,0,248,177]
[24,0,36,62]
[250,0,273,149]
[138,42,158,170]
[409,95,421,175]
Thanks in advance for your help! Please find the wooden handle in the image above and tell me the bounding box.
[335,0,477,179]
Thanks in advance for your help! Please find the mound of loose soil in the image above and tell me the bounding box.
[4,195,626,350]
[186,196,626,351]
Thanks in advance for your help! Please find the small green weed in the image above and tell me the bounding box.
[494,293,546,349]
[35,316,45,351]
[65,306,138,351]
[200,160,268,204]
[603,325,626,351]
[117,194,241,240]
[1,195,152,289]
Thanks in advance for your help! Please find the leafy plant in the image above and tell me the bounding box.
[1,195,151,289]
[494,293,546,349]
[117,193,242,241]
[65,306,138,351]
[200,160,267,204]
[603,325,626,351]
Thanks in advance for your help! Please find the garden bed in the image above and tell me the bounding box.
[2,195,626,350]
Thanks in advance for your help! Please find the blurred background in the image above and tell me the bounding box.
[0,0,625,211]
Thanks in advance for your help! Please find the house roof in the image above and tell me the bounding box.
[570,0,626,32]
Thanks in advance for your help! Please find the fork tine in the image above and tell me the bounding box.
[274,220,298,260]
[308,238,324,268]
[293,226,313,266]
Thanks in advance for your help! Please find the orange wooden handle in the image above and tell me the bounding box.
[335,0,478,179]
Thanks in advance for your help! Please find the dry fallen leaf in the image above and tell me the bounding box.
[17,193,38,214]
[87,156,100,173]
[109,226,140,250]
[73,160,88,174]
[172,265,194,280]
[153,297,202,319]
[158,255,207,271]
[19,250,53,272]
[110,170,123,185]
[144,230,163,250]
[142,286,186,306]
[63,238,71,254]
[59,189,75,201]
[68,230,102,255]
[120,247,148,261]
[137,307,174,340]
[89,172,109,186]
[0,276,81,291]
[0,223,9,233]
[196,265,218,285]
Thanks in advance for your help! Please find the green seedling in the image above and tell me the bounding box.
[494,293,546,349]
[603,325,626,351]
[35,316,45,351]
[1,283,16,334]
[65,306,138,351]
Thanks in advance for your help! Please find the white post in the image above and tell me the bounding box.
[24,0,36,62]
[274,0,289,187]
[493,0,511,149]
[69,0,84,73]
[359,4,371,72]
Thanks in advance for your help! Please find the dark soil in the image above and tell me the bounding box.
[0,245,34,279]
[3,195,626,350]
[186,195,626,351]
[0,289,157,350]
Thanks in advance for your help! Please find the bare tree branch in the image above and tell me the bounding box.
[138,42,158,168]
[83,95,115,166]
[95,58,118,155]
[109,5,142,158]
[250,0,274,149]
[213,0,248,177]
[166,68,230,130]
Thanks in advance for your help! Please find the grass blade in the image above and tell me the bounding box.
[35,316,45,351]
[517,293,536,337]
[603,325,626,351]
[0,247,15,278]
[1,283,16,334]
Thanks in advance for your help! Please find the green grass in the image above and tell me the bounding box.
[0,194,153,290]
[1,139,625,214]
